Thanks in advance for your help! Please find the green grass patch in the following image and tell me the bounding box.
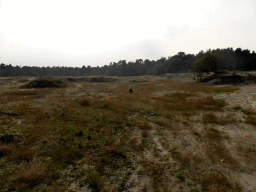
[231,105,242,110]
[245,115,256,125]
[201,171,241,191]
[214,86,240,93]
[176,172,185,181]
[241,109,256,116]
[203,112,218,124]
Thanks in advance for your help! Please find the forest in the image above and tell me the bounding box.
[1,47,256,77]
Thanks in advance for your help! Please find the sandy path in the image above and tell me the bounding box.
[213,85,256,111]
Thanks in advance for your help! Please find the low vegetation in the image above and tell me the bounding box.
[0,75,255,191]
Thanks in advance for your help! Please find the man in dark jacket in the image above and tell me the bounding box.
[129,87,133,95]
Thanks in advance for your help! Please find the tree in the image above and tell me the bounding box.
[121,60,127,76]
[191,51,223,80]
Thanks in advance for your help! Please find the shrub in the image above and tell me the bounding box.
[78,97,91,106]
[245,115,256,125]
[176,172,185,181]
[137,122,151,130]
[201,171,241,191]
[16,160,46,189]
[231,105,241,110]
[203,112,218,124]
[87,171,105,191]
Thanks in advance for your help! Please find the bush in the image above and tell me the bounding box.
[176,172,185,181]
[231,105,242,110]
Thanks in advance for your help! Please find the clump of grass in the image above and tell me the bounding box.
[104,137,116,146]
[201,171,241,191]
[87,171,105,192]
[140,159,165,181]
[201,96,226,107]
[175,82,214,93]
[205,128,239,169]
[218,114,237,125]
[17,77,30,83]
[205,127,222,141]
[107,143,127,159]
[193,131,202,141]
[203,112,218,124]
[5,90,38,96]
[78,97,92,106]
[170,149,190,167]
[193,96,226,111]
[182,121,190,126]
[125,121,135,127]
[50,139,84,167]
[181,111,193,116]
[142,160,166,191]
[0,144,14,157]
[153,119,170,127]
[16,160,47,189]
[231,105,242,110]
[159,137,170,150]
[137,121,151,130]
[244,115,256,125]
[214,85,240,93]
[10,144,35,163]
[32,107,51,124]
[142,130,149,138]
[241,108,256,116]
[236,144,256,168]
[15,102,30,115]
[0,116,12,126]
[176,172,185,181]
[128,137,142,151]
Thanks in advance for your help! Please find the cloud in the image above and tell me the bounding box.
[110,38,164,61]
[163,24,190,38]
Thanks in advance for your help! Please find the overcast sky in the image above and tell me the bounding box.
[0,0,256,67]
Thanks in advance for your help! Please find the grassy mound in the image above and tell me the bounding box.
[201,72,256,85]
[20,78,66,89]
[67,77,88,82]
[88,76,118,82]
[67,77,118,83]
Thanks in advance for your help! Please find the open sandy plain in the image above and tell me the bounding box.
[0,73,256,192]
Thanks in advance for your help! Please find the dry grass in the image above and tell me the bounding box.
[202,112,237,125]
[141,130,149,138]
[236,144,256,170]
[137,121,152,130]
[139,158,167,191]
[0,144,14,157]
[77,96,92,106]
[200,171,241,191]
[0,75,254,191]
[15,102,31,116]
[203,112,219,124]
[3,89,38,96]
[214,85,240,93]
[231,105,242,110]
[218,113,237,124]
[204,127,239,170]
[244,115,256,125]
[10,144,35,163]
[16,160,47,188]
[241,108,256,115]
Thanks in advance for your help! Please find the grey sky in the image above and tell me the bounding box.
[0,0,255,67]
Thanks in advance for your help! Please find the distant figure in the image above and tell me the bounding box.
[129,87,133,95]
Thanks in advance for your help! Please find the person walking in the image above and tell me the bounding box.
[129,87,133,95]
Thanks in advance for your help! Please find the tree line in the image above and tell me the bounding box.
[1,47,256,77]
